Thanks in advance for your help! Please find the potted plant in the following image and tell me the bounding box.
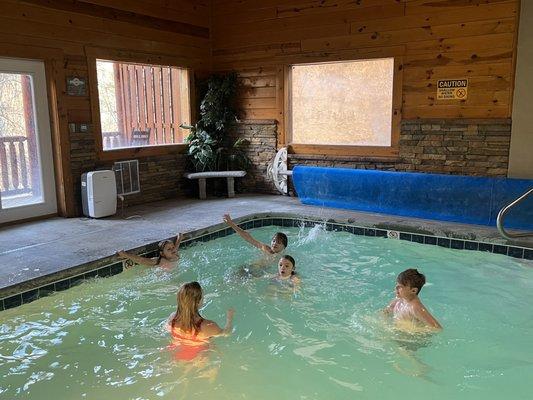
[183,72,250,172]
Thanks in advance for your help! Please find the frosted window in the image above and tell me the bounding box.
[291,58,394,146]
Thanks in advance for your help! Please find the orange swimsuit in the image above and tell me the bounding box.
[168,320,209,361]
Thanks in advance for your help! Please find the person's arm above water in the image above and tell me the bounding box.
[117,250,158,267]
[174,233,184,248]
[223,214,273,254]
[201,309,235,337]
[413,301,442,330]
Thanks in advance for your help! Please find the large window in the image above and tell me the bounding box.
[95,60,191,151]
[288,57,400,156]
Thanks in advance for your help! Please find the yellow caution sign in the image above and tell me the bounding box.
[437,79,468,100]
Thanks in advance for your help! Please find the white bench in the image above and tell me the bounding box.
[184,171,246,199]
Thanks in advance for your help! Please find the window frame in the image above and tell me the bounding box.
[284,56,403,158]
[86,46,194,161]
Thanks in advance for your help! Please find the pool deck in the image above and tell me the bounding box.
[1,194,532,298]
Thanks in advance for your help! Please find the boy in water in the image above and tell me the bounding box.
[223,214,288,278]
[223,214,287,255]
[384,268,442,331]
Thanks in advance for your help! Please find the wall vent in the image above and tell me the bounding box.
[113,160,140,196]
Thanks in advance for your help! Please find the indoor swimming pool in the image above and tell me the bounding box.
[1,224,532,399]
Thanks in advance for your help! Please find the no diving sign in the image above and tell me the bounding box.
[437,79,468,100]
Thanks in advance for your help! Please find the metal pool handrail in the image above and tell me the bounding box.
[496,187,533,240]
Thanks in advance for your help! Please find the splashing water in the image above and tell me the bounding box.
[296,221,327,245]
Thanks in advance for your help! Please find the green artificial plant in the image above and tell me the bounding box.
[184,72,250,172]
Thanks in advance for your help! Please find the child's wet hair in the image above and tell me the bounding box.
[282,255,296,275]
[158,240,173,252]
[397,268,426,294]
[274,232,288,248]
[157,240,173,262]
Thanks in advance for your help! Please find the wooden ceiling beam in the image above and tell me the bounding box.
[19,0,210,38]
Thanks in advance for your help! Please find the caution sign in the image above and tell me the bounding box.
[437,79,468,100]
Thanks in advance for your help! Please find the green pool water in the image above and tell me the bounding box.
[1,225,532,400]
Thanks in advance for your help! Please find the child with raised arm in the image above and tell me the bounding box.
[117,233,184,269]
[223,214,287,254]
[167,281,234,361]
[384,268,442,331]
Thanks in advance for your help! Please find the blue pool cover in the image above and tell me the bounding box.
[293,166,533,230]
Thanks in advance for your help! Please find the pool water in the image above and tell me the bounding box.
[1,225,532,400]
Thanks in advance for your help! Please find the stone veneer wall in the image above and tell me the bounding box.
[68,118,511,210]
[230,118,512,194]
[229,120,279,194]
[69,133,188,214]
[69,119,279,215]
[289,119,511,174]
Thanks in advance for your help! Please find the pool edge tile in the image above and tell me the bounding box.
[3,215,532,313]
[424,236,437,245]
[437,238,451,248]
[4,294,22,310]
[507,247,524,259]
[21,289,39,304]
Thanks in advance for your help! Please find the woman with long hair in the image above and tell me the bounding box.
[167,281,234,361]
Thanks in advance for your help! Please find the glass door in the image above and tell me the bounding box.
[0,58,57,223]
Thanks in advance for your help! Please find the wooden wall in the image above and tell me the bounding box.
[0,0,523,215]
[0,0,210,216]
[212,0,519,127]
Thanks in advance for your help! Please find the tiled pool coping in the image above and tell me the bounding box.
[1,214,532,312]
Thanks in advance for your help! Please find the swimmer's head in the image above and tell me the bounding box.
[396,268,425,298]
[271,232,288,253]
[173,282,203,333]
[158,240,178,261]
[278,255,296,277]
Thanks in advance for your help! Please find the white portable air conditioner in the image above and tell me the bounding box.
[81,170,117,218]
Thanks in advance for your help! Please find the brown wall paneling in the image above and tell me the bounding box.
[79,0,211,28]
[233,67,280,122]
[1,0,210,216]
[212,0,519,140]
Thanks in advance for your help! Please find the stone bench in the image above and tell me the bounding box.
[184,171,246,199]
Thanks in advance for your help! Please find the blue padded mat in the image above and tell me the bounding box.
[293,166,533,230]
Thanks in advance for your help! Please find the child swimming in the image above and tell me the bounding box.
[223,214,287,255]
[167,281,234,361]
[117,233,184,269]
[383,268,442,331]
[271,255,300,284]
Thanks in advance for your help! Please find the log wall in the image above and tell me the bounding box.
[0,0,210,215]
[212,0,519,124]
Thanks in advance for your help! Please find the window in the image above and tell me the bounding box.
[288,57,400,156]
[95,60,191,151]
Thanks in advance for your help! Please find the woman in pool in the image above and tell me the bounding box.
[117,233,183,269]
[167,281,234,361]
